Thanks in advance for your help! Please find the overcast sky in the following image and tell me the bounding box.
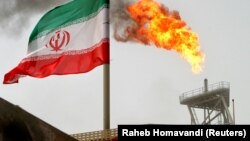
[1,0,250,134]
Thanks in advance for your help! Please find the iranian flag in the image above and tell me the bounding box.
[3,0,109,84]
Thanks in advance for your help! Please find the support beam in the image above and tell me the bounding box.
[221,97,233,124]
[206,112,222,124]
[188,106,196,125]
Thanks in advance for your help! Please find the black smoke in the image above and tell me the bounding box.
[0,0,68,36]
[110,0,136,42]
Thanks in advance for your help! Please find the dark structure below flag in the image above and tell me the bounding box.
[0,98,77,141]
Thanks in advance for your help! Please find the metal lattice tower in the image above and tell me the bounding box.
[179,79,235,125]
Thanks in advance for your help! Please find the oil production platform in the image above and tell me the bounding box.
[179,79,235,125]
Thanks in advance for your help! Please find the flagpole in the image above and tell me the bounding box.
[104,1,110,130]
[103,64,110,130]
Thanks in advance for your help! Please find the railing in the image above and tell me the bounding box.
[179,81,230,103]
[71,128,117,141]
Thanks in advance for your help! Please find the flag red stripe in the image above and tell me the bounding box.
[3,42,109,84]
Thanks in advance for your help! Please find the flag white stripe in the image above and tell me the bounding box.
[27,8,108,57]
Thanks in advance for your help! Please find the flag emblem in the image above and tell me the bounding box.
[46,30,70,52]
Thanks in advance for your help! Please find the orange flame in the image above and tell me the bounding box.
[126,0,205,73]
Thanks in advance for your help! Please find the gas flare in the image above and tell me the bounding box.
[113,0,205,73]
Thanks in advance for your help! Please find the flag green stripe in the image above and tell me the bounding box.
[29,0,109,43]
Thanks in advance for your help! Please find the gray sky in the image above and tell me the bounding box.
[1,0,250,134]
